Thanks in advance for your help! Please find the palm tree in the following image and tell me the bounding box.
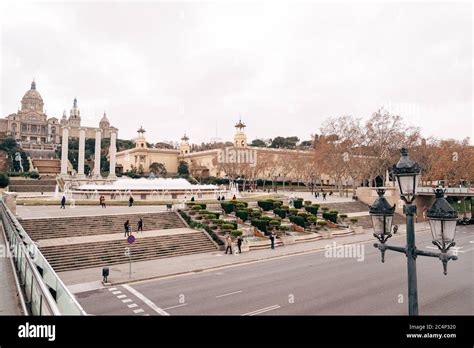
[149,162,167,177]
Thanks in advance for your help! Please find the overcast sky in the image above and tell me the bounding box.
[0,1,472,144]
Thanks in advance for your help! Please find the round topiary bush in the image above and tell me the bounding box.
[289,215,305,228]
[273,208,286,219]
[222,224,234,230]
[0,173,9,188]
[321,207,329,212]
[289,208,298,215]
[293,199,304,209]
[269,219,281,227]
[305,205,318,215]
[231,230,242,237]
[258,200,274,211]
[304,200,312,206]
[317,220,327,226]
[308,216,318,224]
[192,205,203,211]
[236,210,249,222]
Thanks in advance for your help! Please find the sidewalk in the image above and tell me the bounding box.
[63,222,432,293]
[0,226,23,315]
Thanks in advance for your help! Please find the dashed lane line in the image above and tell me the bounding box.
[122,299,132,303]
[128,303,138,308]
[163,303,188,310]
[215,290,243,298]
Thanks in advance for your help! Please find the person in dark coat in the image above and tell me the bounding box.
[269,231,276,249]
[124,220,130,237]
[237,236,243,254]
[60,196,66,209]
[137,218,143,232]
[128,196,134,207]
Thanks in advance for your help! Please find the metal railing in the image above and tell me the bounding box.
[417,186,474,194]
[0,201,86,315]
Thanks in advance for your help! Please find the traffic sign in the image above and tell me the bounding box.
[124,247,131,257]
[127,235,135,244]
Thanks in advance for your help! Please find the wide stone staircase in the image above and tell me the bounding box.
[8,177,57,193]
[19,212,187,241]
[19,211,218,272]
[32,159,61,175]
[40,232,217,272]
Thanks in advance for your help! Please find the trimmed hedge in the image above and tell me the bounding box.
[289,215,305,228]
[251,219,268,233]
[305,205,318,215]
[322,212,338,223]
[231,230,242,237]
[273,208,287,219]
[236,210,249,222]
[269,219,281,227]
[0,173,10,188]
[178,210,223,245]
[222,224,234,230]
[293,198,304,209]
[289,208,298,215]
[258,200,274,211]
[221,202,235,214]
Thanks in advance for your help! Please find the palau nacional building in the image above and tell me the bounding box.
[0,79,340,186]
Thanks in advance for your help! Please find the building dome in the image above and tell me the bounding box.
[99,111,110,128]
[21,80,44,113]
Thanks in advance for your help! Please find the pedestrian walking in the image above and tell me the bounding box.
[269,231,276,249]
[124,220,130,237]
[137,218,143,232]
[224,234,233,254]
[322,192,327,201]
[237,236,242,254]
[100,195,106,208]
[128,196,134,207]
[60,196,66,209]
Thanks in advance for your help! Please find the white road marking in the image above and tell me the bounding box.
[163,303,188,310]
[112,291,122,295]
[108,288,117,291]
[133,309,144,314]
[216,290,243,298]
[122,284,170,316]
[242,304,281,316]
[117,295,127,299]
[122,299,132,303]
[128,303,138,308]
[469,241,474,244]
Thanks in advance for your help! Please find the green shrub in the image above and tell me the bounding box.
[293,199,303,209]
[258,200,274,211]
[192,205,203,210]
[235,203,246,210]
[312,204,320,209]
[304,200,312,206]
[274,208,286,219]
[0,173,9,188]
[329,210,338,215]
[250,210,262,218]
[29,171,40,179]
[231,230,243,237]
[199,209,210,214]
[281,205,289,210]
[322,212,338,223]
[251,219,268,233]
[317,220,327,226]
[305,205,318,215]
[321,207,329,212]
[297,212,309,219]
[269,219,281,226]
[350,217,359,224]
[288,208,298,215]
[289,215,305,228]
[222,224,234,230]
[279,225,289,231]
[204,214,217,220]
[212,219,224,225]
[178,210,223,245]
[236,210,249,222]
[273,200,283,208]
[339,214,348,221]
[308,216,318,224]
[221,202,235,214]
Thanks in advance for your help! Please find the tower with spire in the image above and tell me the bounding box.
[68,97,81,127]
[180,133,190,155]
[234,117,247,148]
[134,126,147,148]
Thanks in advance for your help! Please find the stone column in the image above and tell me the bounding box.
[78,127,86,178]
[60,127,69,175]
[108,131,117,179]
[94,129,102,178]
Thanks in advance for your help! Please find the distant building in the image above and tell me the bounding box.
[0,80,117,147]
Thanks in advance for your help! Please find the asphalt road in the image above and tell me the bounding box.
[76,226,474,315]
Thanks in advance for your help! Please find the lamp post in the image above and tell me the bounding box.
[371,148,458,316]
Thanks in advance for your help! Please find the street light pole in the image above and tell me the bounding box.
[370,148,459,316]
[404,202,419,315]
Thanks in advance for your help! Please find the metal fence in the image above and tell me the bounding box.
[0,201,86,315]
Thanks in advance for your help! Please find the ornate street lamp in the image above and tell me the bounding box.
[369,189,395,262]
[371,148,459,316]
